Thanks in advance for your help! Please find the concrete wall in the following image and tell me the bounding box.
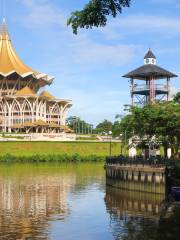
[105,164,166,194]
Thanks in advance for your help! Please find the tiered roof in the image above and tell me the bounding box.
[15,86,37,98]
[0,18,53,84]
[11,121,74,132]
[123,64,177,80]
[123,49,177,80]
[40,91,55,100]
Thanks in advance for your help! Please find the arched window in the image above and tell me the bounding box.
[12,100,21,124]
[22,99,33,123]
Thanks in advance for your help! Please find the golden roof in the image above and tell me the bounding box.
[40,91,55,100]
[0,18,53,83]
[33,119,49,126]
[11,123,23,129]
[49,122,60,128]
[23,122,35,127]
[15,86,37,97]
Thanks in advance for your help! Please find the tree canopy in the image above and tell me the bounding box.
[67,0,131,34]
[118,102,180,158]
[174,92,180,103]
[94,119,113,134]
[66,116,93,134]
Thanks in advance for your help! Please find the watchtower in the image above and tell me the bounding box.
[123,49,177,106]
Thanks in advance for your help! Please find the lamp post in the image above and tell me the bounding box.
[120,133,123,156]
[109,131,112,156]
[124,130,127,158]
[105,131,112,156]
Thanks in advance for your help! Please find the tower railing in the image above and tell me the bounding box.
[133,84,168,92]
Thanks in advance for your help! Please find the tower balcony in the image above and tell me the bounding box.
[133,84,168,95]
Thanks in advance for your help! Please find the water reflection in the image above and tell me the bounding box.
[0,163,180,240]
[105,187,180,240]
[0,163,104,240]
[105,187,164,218]
[0,172,74,239]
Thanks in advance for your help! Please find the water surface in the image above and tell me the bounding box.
[0,163,179,240]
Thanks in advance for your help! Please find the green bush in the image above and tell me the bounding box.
[0,153,105,163]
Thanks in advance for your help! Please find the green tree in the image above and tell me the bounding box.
[174,92,180,103]
[112,120,121,136]
[95,119,113,134]
[67,0,131,34]
[117,103,180,158]
[66,116,93,134]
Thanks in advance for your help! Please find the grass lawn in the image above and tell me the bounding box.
[0,141,122,157]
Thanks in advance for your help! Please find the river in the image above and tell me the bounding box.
[0,163,179,240]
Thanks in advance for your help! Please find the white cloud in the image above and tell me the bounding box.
[64,88,127,124]
[19,0,66,28]
[18,0,138,68]
[99,14,180,40]
[15,0,180,124]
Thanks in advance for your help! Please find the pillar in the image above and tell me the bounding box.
[140,172,146,182]
[167,148,172,159]
[150,77,155,103]
[134,171,139,181]
[131,78,134,106]
[128,171,132,181]
[147,172,153,183]
[155,173,161,184]
[167,77,170,101]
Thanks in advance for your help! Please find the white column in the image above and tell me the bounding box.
[167,148,172,159]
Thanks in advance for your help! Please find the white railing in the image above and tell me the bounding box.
[133,84,168,92]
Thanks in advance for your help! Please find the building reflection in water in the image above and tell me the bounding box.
[105,186,165,219]
[0,173,76,239]
[105,186,165,240]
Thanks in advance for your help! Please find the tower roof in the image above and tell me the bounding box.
[123,64,177,80]
[0,18,53,83]
[144,49,156,59]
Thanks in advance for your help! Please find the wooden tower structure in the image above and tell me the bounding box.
[123,49,177,106]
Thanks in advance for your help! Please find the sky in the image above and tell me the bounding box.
[2,0,180,126]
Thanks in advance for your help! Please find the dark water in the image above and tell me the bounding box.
[0,163,179,240]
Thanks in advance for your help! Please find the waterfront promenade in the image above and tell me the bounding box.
[105,157,168,194]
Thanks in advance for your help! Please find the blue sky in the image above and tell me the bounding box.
[2,0,180,125]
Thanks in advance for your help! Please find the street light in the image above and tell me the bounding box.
[124,130,127,158]
[120,133,123,156]
[105,131,112,156]
[109,131,112,156]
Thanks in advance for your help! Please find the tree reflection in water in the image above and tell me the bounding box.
[157,206,180,240]
[0,172,73,239]
[104,187,180,240]
[0,163,104,240]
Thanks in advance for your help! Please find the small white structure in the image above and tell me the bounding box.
[167,148,172,159]
[129,138,137,157]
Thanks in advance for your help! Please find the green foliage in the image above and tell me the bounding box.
[174,92,180,103]
[94,119,113,134]
[66,116,93,134]
[0,153,105,163]
[67,0,131,34]
[112,120,121,137]
[117,102,180,157]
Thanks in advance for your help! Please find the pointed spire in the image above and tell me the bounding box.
[1,17,10,40]
[144,48,156,59]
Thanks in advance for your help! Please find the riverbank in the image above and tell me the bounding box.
[0,141,122,162]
